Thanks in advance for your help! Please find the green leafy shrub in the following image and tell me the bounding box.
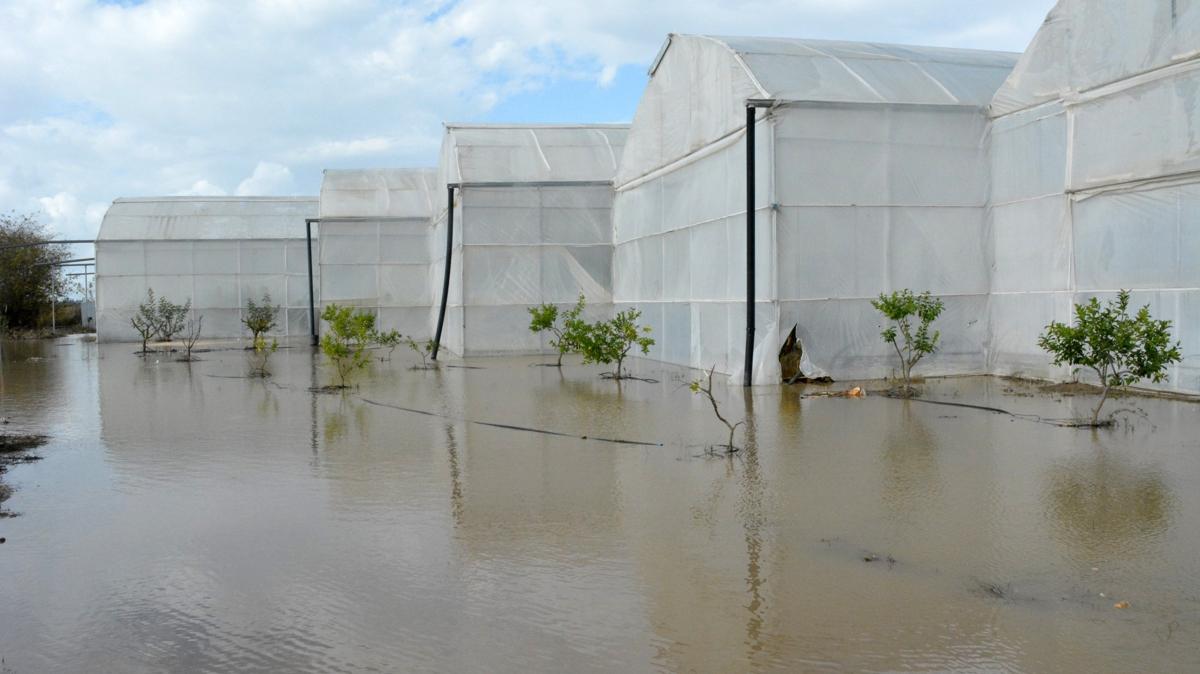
[528,295,587,366]
[243,292,279,343]
[320,304,377,388]
[690,365,744,453]
[156,295,191,342]
[405,336,436,370]
[871,290,944,395]
[376,329,403,361]
[577,308,655,380]
[1039,290,1182,426]
[131,288,159,354]
[180,313,203,361]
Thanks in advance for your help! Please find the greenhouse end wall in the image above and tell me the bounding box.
[95,197,319,343]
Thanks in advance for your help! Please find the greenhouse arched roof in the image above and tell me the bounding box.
[618,34,1018,185]
[439,123,629,187]
[97,197,318,241]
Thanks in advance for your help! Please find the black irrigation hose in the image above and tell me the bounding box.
[358,397,664,447]
[895,395,1085,427]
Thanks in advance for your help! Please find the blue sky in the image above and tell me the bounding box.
[0,0,1056,241]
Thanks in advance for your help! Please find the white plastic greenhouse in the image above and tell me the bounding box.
[612,35,1019,384]
[318,168,438,336]
[92,0,1200,394]
[987,0,1200,392]
[432,124,627,355]
[95,197,318,341]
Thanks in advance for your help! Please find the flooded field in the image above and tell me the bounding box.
[1,336,1198,673]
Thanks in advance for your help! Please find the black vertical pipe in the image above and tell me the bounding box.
[306,218,317,346]
[432,185,455,360]
[744,105,756,387]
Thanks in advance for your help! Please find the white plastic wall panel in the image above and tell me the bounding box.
[774,105,990,207]
[98,197,317,241]
[986,292,1074,378]
[989,103,1068,204]
[1069,66,1200,191]
[96,238,315,342]
[988,197,1072,293]
[1073,183,1200,291]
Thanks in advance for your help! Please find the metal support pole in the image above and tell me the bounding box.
[432,186,456,361]
[744,105,756,387]
[306,218,317,346]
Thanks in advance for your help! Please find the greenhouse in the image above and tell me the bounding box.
[432,123,627,355]
[317,168,438,337]
[612,35,1019,384]
[987,0,1200,392]
[95,197,318,341]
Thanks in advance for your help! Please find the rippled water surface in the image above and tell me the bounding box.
[1,337,1198,673]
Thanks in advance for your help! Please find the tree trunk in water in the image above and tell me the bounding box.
[1093,385,1110,426]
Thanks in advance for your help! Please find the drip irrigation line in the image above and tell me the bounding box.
[895,395,1088,427]
[358,397,664,447]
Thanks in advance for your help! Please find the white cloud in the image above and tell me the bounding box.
[0,0,1054,239]
[236,162,296,196]
[177,179,228,196]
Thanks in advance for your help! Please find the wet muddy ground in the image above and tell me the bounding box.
[0,336,1198,673]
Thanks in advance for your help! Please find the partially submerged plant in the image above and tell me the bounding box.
[871,289,944,396]
[320,304,377,388]
[690,365,745,453]
[250,334,279,377]
[528,295,587,366]
[1038,290,1181,426]
[131,288,159,354]
[156,295,191,342]
[376,329,403,361]
[180,313,203,361]
[577,308,655,380]
[405,336,436,370]
[243,292,279,343]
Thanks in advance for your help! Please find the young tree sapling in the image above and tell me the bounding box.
[1038,290,1181,426]
[319,304,377,388]
[690,365,745,453]
[131,288,159,354]
[243,292,279,344]
[871,289,944,396]
[576,308,655,380]
[528,295,587,366]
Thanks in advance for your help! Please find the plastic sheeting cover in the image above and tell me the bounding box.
[439,124,629,187]
[98,197,318,241]
[320,168,437,219]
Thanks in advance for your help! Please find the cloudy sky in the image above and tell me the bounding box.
[1,0,1054,242]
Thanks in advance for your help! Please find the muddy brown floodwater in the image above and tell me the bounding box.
[0,336,1198,673]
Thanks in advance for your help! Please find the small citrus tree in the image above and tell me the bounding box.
[528,295,587,366]
[376,329,403,361]
[243,292,279,343]
[871,290,944,395]
[405,336,437,370]
[1039,290,1181,426]
[320,304,377,388]
[577,308,655,380]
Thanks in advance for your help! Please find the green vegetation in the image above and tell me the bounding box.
[405,336,436,370]
[1039,290,1182,426]
[250,334,279,377]
[155,295,191,342]
[690,365,744,453]
[528,295,587,366]
[0,212,70,329]
[871,290,944,395]
[320,304,378,388]
[243,292,279,343]
[131,289,159,354]
[576,308,655,380]
[376,329,403,361]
